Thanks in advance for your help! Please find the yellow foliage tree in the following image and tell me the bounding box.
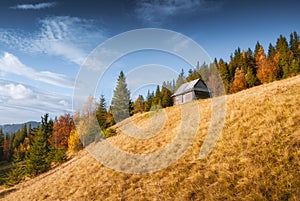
[68,129,83,154]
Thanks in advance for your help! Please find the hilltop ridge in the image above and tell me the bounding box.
[0,121,39,135]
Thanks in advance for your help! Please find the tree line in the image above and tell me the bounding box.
[216,31,300,94]
[0,114,83,186]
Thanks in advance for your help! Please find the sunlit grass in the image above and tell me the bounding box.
[1,75,299,201]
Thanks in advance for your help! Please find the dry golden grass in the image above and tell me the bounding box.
[1,75,300,201]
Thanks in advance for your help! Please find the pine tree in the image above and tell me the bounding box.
[268,43,276,60]
[26,126,51,176]
[289,31,300,75]
[96,95,108,130]
[12,124,27,152]
[152,85,162,109]
[275,35,292,78]
[4,152,25,187]
[161,85,173,108]
[217,59,231,93]
[229,48,243,83]
[111,71,131,122]
[186,68,201,81]
[40,113,53,153]
[290,31,300,59]
[144,90,154,112]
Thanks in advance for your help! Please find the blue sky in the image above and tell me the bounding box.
[0,0,299,124]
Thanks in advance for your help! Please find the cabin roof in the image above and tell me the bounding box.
[172,79,209,96]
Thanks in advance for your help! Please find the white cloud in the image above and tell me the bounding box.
[10,2,57,10]
[0,83,33,100]
[0,16,105,65]
[0,79,72,124]
[0,52,73,88]
[135,0,222,25]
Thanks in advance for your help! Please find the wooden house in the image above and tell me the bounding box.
[172,79,210,105]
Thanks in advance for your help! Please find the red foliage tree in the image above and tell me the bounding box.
[52,114,75,149]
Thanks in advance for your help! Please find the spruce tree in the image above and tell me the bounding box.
[268,43,276,60]
[161,84,173,108]
[4,152,26,187]
[111,71,131,122]
[96,95,108,130]
[275,35,292,78]
[152,85,162,109]
[217,59,231,93]
[290,31,300,59]
[144,90,154,112]
[26,126,51,176]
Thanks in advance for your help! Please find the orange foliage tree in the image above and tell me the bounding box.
[52,113,75,149]
[230,68,247,93]
[256,46,279,83]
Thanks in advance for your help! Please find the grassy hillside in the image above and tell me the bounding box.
[1,75,299,200]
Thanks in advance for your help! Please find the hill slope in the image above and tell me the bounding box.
[1,76,300,200]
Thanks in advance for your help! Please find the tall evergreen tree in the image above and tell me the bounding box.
[268,43,276,60]
[152,85,162,109]
[96,95,108,130]
[41,113,53,152]
[4,151,26,187]
[161,86,173,108]
[289,31,300,75]
[216,59,231,93]
[186,68,201,81]
[144,90,154,112]
[26,126,51,176]
[111,71,131,122]
[275,35,292,78]
[244,48,258,87]
[290,31,300,59]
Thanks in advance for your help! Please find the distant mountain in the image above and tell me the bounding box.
[0,121,40,135]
